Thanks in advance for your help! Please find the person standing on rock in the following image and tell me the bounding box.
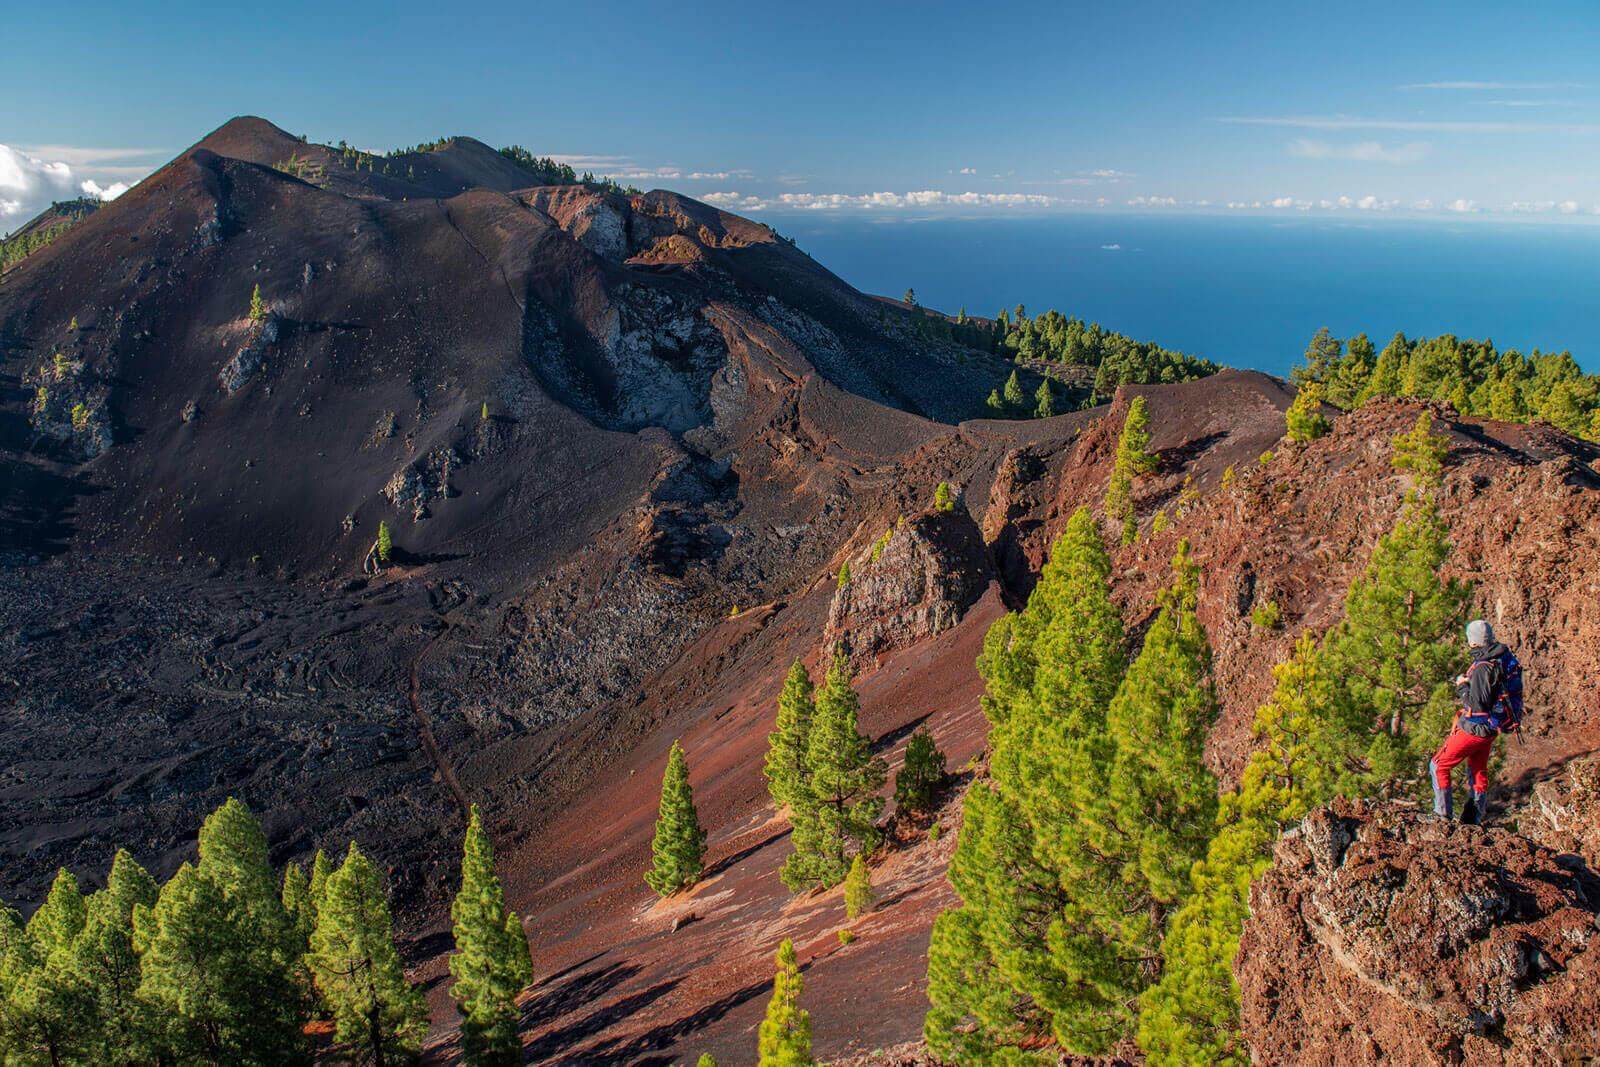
[1431,620,1524,824]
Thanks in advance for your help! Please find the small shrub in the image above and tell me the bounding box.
[1150,510,1169,535]
[1259,449,1275,465]
[1221,464,1236,488]
[869,527,893,564]
[933,481,955,512]
[480,401,489,422]
[68,316,78,331]
[1250,600,1282,629]
[844,853,874,920]
[1285,382,1332,443]
[837,560,851,589]
[70,402,90,433]
[248,284,267,322]
[928,822,942,843]
[376,520,393,564]
[836,929,856,946]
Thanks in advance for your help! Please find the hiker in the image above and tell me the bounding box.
[1430,620,1523,824]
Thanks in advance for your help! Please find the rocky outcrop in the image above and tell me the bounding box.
[218,315,278,393]
[824,508,992,668]
[1524,755,1600,870]
[384,445,459,521]
[1238,800,1600,1065]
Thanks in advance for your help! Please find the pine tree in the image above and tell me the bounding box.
[4,870,92,1063]
[310,843,428,1064]
[757,940,812,1066]
[309,848,334,909]
[1139,634,1348,1065]
[377,521,393,564]
[450,806,533,1065]
[282,860,316,955]
[893,728,947,816]
[249,283,267,322]
[645,740,707,897]
[1391,410,1450,487]
[696,1055,717,1067]
[139,799,307,1062]
[764,661,815,812]
[1002,370,1026,412]
[1105,395,1157,545]
[926,508,1130,1060]
[1323,488,1470,781]
[843,854,874,920]
[1033,378,1055,418]
[780,656,886,891]
[836,560,851,589]
[985,388,1005,416]
[1106,540,1220,904]
[1285,381,1331,443]
[72,850,160,1059]
[903,288,917,307]
[933,481,955,512]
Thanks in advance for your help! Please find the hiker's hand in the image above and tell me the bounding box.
[1455,674,1468,686]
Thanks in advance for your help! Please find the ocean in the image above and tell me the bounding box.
[779,214,1600,377]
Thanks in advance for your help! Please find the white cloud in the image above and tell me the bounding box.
[954,167,978,175]
[0,144,79,224]
[1288,138,1430,163]
[1400,81,1584,91]
[1446,198,1480,213]
[1219,115,1600,134]
[1100,243,1122,250]
[701,188,1061,213]
[1125,195,1178,207]
[80,179,131,201]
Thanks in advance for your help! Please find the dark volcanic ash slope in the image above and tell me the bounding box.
[0,115,1011,913]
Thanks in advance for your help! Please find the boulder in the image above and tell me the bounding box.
[1238,799,1600,1065]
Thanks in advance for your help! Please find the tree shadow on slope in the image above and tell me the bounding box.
[576,975,772,1066]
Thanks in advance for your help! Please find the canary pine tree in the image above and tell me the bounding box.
[309,848,334,909]
[757,939,812,1065]
[282,860,316,956]
[843,854,874,920]
[136,799,306,1062]
[6,870,91,1063]
[73,850,160,1058]
[646,740,707,897]
[781,656,885,892]
[1105,395,1157,544]
[450,806,533,1065]
[1003,370,1027,412]
[1285,381,1331,443]
[1323,488,1469,782]
[1102,540,1219,947]
[926,507,1130,1061]
[1034,378,1056,418]
[309,843,428,1064]
[764,661,815,812]
[1138,635,1347,1064]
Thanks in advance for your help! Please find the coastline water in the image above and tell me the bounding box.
[779,214,1600,376]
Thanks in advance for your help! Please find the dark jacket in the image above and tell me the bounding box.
[1456,641,1524,738]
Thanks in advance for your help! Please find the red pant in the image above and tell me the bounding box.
[1433,728,1493,793]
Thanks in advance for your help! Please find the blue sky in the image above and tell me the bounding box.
[4,0,1599,229]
